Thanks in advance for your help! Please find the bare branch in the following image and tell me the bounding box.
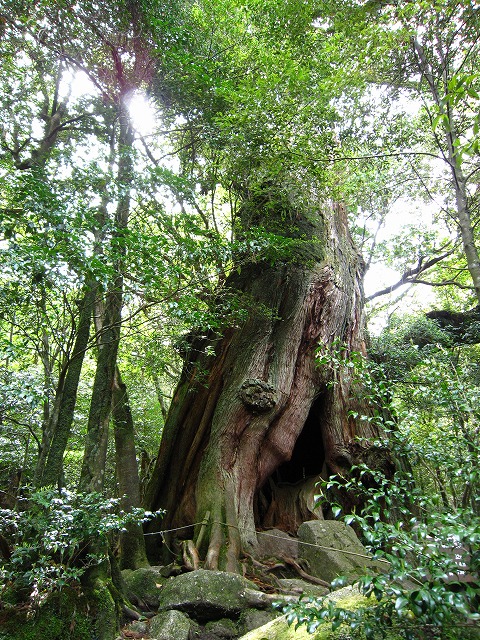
[366,250,454,301]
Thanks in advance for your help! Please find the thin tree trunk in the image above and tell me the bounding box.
[112,366,148,569]
[435,468,450,509]
[413,37,480,304]
[34,283,96,487]
[79,106,134,493]
[78,289,122,492]
[152,372,169,422]
[38,281,53,453]
[76,108,135,637]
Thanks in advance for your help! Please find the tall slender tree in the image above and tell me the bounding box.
[314,0,480,304]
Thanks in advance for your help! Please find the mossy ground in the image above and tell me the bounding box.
[0,571,120,640]
[0,587,93,640]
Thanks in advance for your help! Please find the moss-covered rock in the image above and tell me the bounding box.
[277,579,329,598]
[157,569,259,622]
[122,566,164,610]
[149,609,192,640]
[238,608,278,635]
[125,620,149,636]
[203,617,239,638]
[298,521,377,583]
[237,591,371,640]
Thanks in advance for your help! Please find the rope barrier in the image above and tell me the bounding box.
[143,522,204,536]
[231,523,386,563]
[143,517,389,564]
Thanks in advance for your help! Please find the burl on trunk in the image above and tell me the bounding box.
[144,202,380,571]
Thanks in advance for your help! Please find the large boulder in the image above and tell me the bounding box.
[124,620,149,636]
[297,520,376,583]
[238,608,278,635]
[157,569,260,622]
[277,578,328,598]
[204,618,239,638]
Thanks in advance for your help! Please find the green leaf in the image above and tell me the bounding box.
[332,505,342,518]
[331,618,342,631]
[395,595,409,612]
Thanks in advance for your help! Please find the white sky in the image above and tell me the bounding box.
[60,68,158,136]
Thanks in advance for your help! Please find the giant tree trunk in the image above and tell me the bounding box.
[144,203,381,571]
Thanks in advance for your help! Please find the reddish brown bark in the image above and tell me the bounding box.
[144,203,381,570]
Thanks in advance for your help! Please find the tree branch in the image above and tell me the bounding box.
[366,250,454,301]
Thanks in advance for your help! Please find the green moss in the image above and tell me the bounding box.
[83,577,118,640]
[0,587,92,640]
[122,566,164,609]
[238,590,480,640]
[0,572,121,640]
[205,617,239,635]
[237,593,405,640]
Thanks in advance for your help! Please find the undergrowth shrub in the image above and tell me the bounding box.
[0,487,154,605]
[281,433,480,639]
[280,339,480,639]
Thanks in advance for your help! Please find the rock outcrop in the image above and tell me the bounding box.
[156,569,261,621]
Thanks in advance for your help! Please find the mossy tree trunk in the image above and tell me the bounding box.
[76,108,137,637]
[144,202,382,571]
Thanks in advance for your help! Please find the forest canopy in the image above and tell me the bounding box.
[0,1,479,639]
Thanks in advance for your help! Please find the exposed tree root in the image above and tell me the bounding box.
[280,555,330,587]
[242,549,330,592]
[122,605,143,621]
[182,539,200,570]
